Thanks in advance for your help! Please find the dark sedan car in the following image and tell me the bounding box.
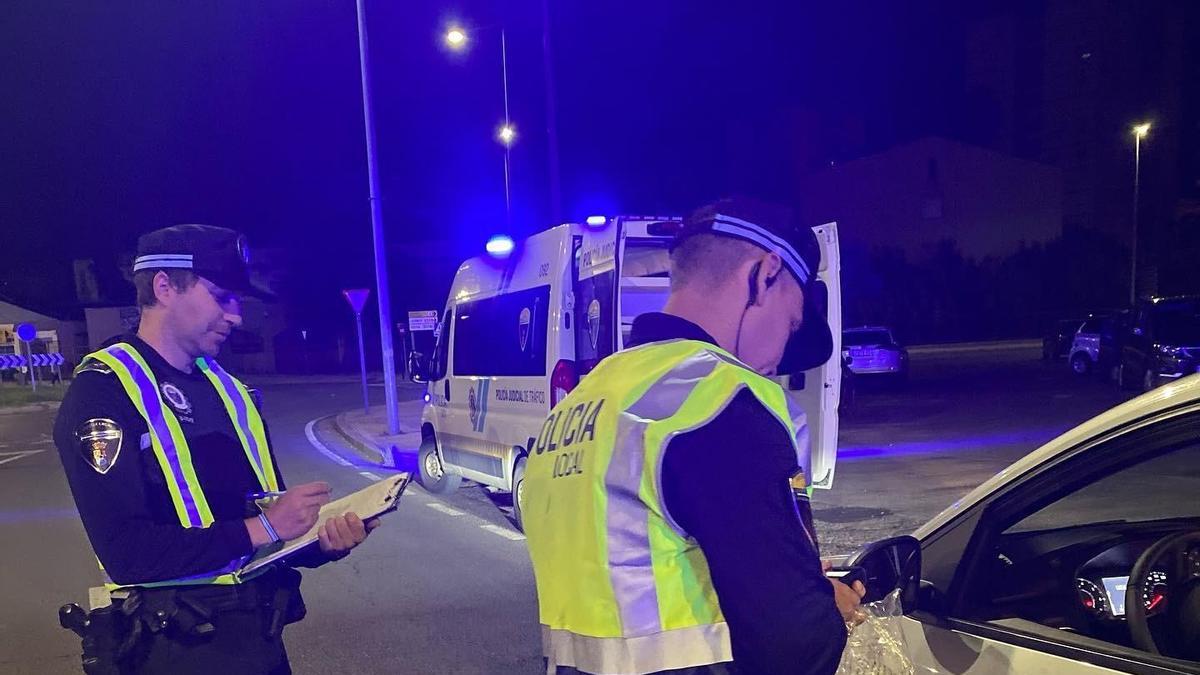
[1117,295,1200,392]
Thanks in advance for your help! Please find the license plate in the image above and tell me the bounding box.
[850,348,872,358]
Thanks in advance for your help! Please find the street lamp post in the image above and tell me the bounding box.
[540,0,561,222]
[447,26,516,226]
[500,28,512,226]
[353,0,400,436]
[1131,122,1151,306]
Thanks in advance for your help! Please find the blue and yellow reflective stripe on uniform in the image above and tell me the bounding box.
[82,343,275,588]
[89,343,213,528]
[197,356,278,492]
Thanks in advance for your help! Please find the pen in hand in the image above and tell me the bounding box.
[247,490,287,501]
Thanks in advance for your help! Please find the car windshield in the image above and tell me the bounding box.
[1153,303,1200,345]
[845,330,891,346]
[1006,440,1200,534]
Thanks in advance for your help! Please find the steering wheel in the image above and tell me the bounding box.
[1127,531,1200,659]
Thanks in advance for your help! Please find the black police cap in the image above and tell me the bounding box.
[134,224,272,299]
[674,197,834,374]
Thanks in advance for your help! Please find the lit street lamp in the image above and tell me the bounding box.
[445,28,467,48]
[1130,122,1151,306]
[498,124,516,146]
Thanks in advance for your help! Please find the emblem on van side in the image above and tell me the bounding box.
[519,307,531,352]
[587,299,601,351]
[468,386,479,429]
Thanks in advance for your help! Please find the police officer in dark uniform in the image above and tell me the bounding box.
[53,224,378,674]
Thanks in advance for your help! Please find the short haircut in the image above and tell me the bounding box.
[669,233,762,292]
[133,269,198,308]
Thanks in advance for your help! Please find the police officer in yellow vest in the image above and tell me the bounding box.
[53,224,378,674]
[524,198,865,674]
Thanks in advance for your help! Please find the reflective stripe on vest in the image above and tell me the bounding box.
[524,339,801,674]
[89,344,213,528]
[197,356,278,492]
[84,343,276,588]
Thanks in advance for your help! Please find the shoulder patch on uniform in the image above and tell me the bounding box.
[76,419,122,474]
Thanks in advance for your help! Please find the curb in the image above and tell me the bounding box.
[327,411,424,466]
[0,401,62,416]
[328,413,388,464]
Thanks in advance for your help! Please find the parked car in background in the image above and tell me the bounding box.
[1118,295,1200,392]
[842,326,908,380]
[1068,312,1127,377]
[1043,318,1084,360]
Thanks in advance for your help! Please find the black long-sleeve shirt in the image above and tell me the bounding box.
[631,313,846,675]
[53,335,325,586]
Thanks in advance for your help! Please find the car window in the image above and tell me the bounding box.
[1078,319,1103,334]
[1151,302,1200,345]
[574,269,615,378]
[429,309,452,381]
[1006,440,1200,534]
[453,285,551,377]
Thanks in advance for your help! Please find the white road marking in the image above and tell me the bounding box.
[359,471,383,482]
[480,524,525,541]
[304,419,354,467]
[426,503,464,516]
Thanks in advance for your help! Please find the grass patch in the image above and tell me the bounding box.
[0,382,67,407]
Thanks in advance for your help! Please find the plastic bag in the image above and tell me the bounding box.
[835,589,914,675]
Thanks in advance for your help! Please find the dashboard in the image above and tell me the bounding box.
[986,520,1197,647]
[1075,556,1168,621]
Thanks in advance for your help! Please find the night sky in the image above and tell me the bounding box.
[2,1,980,322]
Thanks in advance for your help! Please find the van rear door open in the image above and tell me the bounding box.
[785,223,842,490]
[573,217,676,378]
[573,217,843,490]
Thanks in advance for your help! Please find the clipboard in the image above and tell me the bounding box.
[240,473,410,576]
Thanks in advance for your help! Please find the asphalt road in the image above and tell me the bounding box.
[0,347,1136,673]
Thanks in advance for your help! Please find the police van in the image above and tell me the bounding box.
[412,215,843,530]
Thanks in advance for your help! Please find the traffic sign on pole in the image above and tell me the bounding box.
[342,289,371,315]
[343,289,372,414]
[407,310,438,332]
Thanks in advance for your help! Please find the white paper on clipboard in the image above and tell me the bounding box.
[240,473,410,576]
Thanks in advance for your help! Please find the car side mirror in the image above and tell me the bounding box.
[408,352,430,383]
[844,534,921,606]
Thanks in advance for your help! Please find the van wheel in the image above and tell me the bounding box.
[1070,354,1092,376]
[417,437,461,495]
[512,455,528,533]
